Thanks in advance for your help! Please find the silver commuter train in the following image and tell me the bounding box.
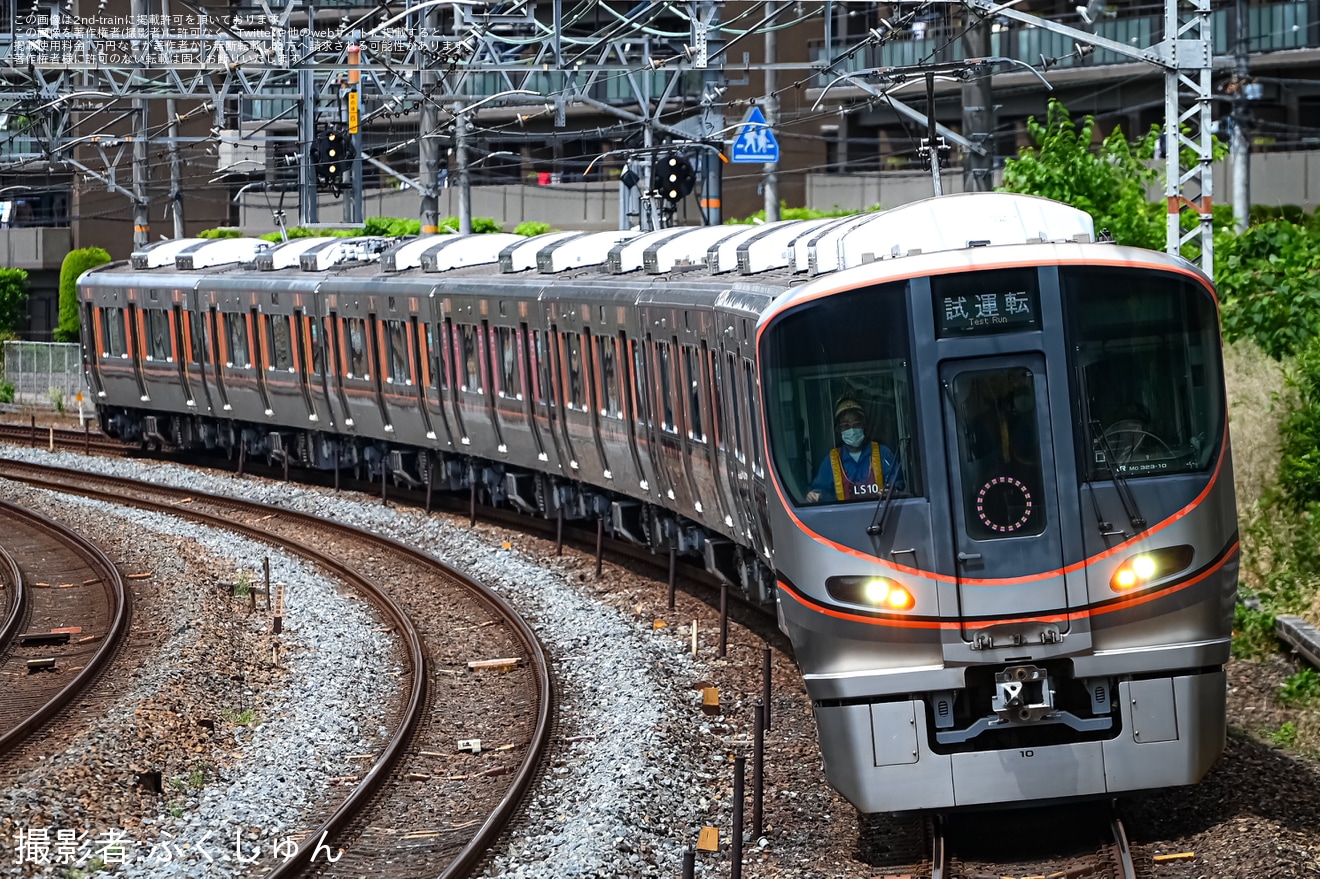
[78,192,1237,812]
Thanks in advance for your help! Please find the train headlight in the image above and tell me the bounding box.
[1109,545,1195,592]
[826,575,914,611]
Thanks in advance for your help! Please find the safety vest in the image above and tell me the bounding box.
[829,442,884,501]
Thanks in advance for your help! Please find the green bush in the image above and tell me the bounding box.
[0,267,29,336]
[198,227,244,239]
[514,221,553,237]
[0,380,13,404]
[363,216,421,237]
[1273,721,1299,748]
[1277,340,1320,505]
[55,248,111,342]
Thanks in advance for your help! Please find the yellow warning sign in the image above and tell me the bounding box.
[348,91,359,135]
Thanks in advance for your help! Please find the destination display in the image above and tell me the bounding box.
[935,287,1040,337]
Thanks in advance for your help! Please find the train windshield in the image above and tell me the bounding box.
[1065,267,1224,480]
[760,281,920,506]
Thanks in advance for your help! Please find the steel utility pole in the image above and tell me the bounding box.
[298,29,318,227]
[699,1,724,225]
[961,12,995,193]
[419,2,440,234]
[344,38,364,225]
[455,103,471,234]
[762,0,779,221]
[1231,0,1250,232]
[130,0,150,248]
[162,0,185,238]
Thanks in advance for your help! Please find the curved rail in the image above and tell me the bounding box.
[0,498,130,758]
[1108,815,1138,879]
[0,458,555,879]
[0,540,25,654]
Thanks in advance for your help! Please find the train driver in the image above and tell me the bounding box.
[805,398,900,504]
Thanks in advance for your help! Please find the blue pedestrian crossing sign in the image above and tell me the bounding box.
[730,106,779,163]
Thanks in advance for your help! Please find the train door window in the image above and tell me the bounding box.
[530,329,546,405]
[496,326,522,400]
[596,334,620,418]
[385,319,410,385]
[565,332,586,411]
[705,345,721,450]
[346,317,369,378]
[324,316,341,377]
[632,337,650,427]
[225,313,250,367]
[269,315,294,372]
[303,311,323,375]
[683,345,704,442]
[656,340,676,433]
[744,359,762,475]
[727,352,744,461]
[455,323,479,392]
[101,308,127,357]
[427,323,444,389]
[145,309,170,361]
[187,312,204,364]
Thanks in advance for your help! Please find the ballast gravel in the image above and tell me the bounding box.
[0,482,399,878]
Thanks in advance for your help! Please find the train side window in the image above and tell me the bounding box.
[565,332,586,411]
[705,345,721,450]
[656,340,676,433]
[597,334,620,418]
[346,317,369,378]
[385,319,409,385]
[683,345,704,442]
[496,326,522,400]
[225,313,250,368]
[457,323,480,392]
[145,309,170,361]
[101,308,128,357]
[269,315,294,372]
[744,359,762,474]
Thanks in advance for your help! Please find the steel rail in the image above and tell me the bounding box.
[0,497,130,758]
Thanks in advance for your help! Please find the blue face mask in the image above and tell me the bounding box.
[841,428,865,448]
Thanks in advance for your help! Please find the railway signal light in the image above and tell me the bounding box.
[311,127,353,194]
[652,154,695,204]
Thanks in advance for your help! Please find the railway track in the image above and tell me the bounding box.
[924,804,1147,879]
[0,420,125,456]
[0,457,555,879]
[0,497,129,757]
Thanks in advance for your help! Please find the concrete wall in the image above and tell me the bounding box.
[0,228,73,271]
[806,152,1320,213]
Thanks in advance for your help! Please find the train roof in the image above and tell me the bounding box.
[94,192,1104,287]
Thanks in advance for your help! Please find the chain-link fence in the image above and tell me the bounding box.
[1,341,88,408]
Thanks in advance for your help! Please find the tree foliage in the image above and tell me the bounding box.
[0,268,29,335]
[1214,220,1320,360]
[55,247,111,342]
[999,98,1164,250]
[514,221,553,237]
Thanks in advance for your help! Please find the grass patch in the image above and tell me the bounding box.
[1280,668,1320,707]
[1273,721,1299,748]
[222,707,257,726]
[1233,603,1280,660]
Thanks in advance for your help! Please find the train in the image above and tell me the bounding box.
[78,191,1237,812]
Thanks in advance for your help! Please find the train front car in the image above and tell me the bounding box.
[759,231,1236,811]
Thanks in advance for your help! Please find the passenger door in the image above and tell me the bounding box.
[939,354,1070,642]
